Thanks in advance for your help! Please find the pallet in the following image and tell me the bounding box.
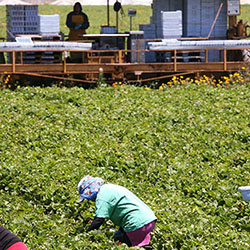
[15,34,62,64]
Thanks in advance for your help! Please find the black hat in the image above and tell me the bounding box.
[74,2,82,11]
[114,1,121,12]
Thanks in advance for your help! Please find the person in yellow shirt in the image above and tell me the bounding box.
[66,2,90,62]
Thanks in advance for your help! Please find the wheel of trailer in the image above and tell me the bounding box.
[242,49,250,62]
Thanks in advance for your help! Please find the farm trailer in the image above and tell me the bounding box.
[0,0,250,83]
[0,40,249,83]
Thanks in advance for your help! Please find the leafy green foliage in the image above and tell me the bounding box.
[0,84,250,249]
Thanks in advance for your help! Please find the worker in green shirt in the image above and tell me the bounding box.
[77,175,157,248]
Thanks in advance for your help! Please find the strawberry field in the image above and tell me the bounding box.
[0,83,250,249]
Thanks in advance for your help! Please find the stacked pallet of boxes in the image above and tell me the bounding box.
[139,24,156,62]
[36,14,61,64]
[151,0,183,38]
[127,31,145,63]
[185,0,227,61]
[161,11,182,39]
[6,5,39,41]
[184,0,200,37]
[151,0,227,62]
[6,5,61,64]
[39,14,60,36]
[160,11,183,62]
[99,26,119,49]
[6,5,38,63]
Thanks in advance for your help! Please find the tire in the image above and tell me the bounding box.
[242,49,250,62]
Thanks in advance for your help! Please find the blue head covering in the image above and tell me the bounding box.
[77,175,104,202]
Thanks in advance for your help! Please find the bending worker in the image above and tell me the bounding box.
[77,175,157,248]
[66,2,90,62]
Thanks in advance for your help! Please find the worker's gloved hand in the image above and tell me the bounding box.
[74,24,82,30]
[114,228,124,241]
[113,228,132,247]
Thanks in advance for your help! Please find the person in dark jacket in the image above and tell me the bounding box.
[66,2,90,62]
[66,2,89,41]
[0,226,28,250]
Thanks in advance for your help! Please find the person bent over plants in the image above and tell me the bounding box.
[77,176,157,248]
[0,226,28,250]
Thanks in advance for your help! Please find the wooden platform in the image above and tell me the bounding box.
[0,47,248,83]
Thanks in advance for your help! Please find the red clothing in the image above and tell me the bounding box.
[126,220,156,247]
[0,226,28,250]
[7,242,28,250]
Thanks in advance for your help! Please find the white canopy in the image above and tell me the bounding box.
[0,0,30,5]
[51,0,152,5]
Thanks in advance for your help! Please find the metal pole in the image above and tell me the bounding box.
[107,0,110,26]
[116,8,119,33]
[130,16,132,31]
[229,16,237,29]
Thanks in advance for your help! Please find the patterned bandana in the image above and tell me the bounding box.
[77,175,104,202]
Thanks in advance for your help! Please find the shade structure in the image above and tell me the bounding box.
[0,0,30,5]
[50,0,152,5]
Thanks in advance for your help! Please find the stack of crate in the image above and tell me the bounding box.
[151,0,183,38]
[6,5,39,40]
[38,14,60,36]
[139,24,156,63]
[6,5,61,64]
[6,5,25,40]
[15,35,62,64]
[127,31,145,63]
[24,5,39,34]
[160,11,182,39]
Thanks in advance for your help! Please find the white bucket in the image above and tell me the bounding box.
[238,186,250,201]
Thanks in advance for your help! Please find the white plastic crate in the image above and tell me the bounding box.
[39,15,60,35]
[161,10,182,39]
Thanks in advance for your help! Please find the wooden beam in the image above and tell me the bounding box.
[174,50,177,71]
[63,51,67,73]
[132,71,200,83]
[224,49,227,71]
[12,51,15,73]
[19,72,96,83]
[208,2,224,39]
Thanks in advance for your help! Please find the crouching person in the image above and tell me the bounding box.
[77,176,157,248]
[0,226,28,250]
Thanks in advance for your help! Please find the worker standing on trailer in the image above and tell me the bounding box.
[66,2,90,62]
[77,175,157,249]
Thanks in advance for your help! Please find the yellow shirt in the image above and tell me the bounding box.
[69,14,86,41]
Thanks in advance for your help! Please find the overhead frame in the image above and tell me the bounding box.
[227,0,241,16]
